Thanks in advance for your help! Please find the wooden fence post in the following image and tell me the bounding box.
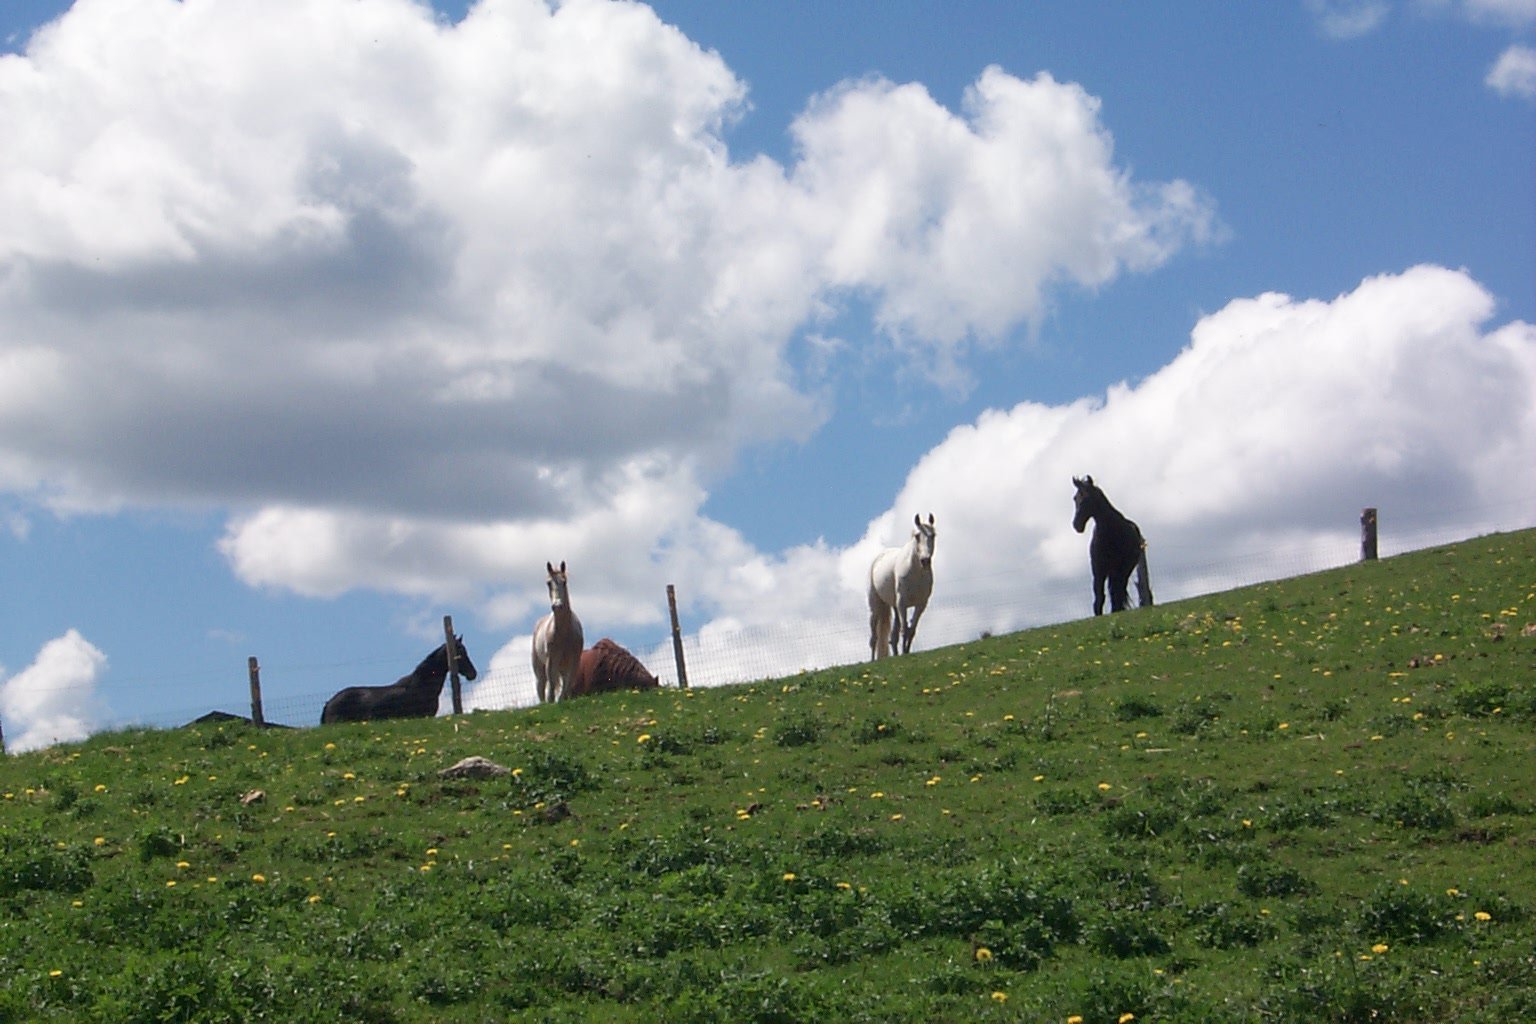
[1361,507,1379,562]
[443,615,464,714]
[667,584,689,689]
[247,656,266,727]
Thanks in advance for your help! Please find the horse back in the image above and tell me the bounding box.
[321,679,441,725]
[570,639,659,698]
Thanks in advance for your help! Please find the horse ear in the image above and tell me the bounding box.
[913,513,921,528]
[927,513,935,526]
[546,561,555,575]
[559,560,567,574]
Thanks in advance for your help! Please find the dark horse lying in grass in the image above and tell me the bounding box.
[1072,475,1153,616]
[320,636,477,724]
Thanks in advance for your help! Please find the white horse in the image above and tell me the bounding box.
[868,514,936,660]
[532,561,584,702]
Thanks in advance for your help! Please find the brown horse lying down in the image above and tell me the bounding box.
[567,638,660,699]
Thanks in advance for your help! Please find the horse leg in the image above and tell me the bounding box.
[889,607,901,656]
[1092,570,1107,616]
[869,601,887,661]
[1109,571,1131,612]
[902,602,926,655]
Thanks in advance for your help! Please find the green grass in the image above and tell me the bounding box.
[3,530,1535,1023]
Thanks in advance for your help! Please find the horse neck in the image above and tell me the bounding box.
[410,648,448,685]
[899,534,931,575]
[1090,493,1129,529]
[548,598,576,630]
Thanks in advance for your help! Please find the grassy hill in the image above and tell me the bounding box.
[3,530,1534,1023]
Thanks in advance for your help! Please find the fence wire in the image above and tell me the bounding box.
[11,501,1533,742]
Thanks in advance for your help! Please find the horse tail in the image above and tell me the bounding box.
[1135,541,1154,608]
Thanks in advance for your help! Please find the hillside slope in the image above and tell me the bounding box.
[3,530,1534,1022]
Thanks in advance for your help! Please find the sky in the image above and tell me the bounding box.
[2,0,1533,753]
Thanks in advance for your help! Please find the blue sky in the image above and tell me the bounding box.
[2,0,1533,751]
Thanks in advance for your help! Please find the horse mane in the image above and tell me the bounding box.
[412,643,448,679]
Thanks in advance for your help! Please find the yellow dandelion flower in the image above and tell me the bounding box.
[251,873,267,883]
[49,970,63,978]
[1119,1015,1137,1023]
[1475,911,1492,922]
[890,813,904,821]
[991,991,1007,1003]
[307,894,322,904]
[637,734,652,744]
[93,837,106,846]
[1097,782,1112,792]
[975,947,993,962]
[782,872,797,881]
[1068,1016,1084,1024]
[1372,943,1389,954]
[94,784,107,793]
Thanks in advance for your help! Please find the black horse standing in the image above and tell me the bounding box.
[1072,476,1153,615]
[320,637,477,725]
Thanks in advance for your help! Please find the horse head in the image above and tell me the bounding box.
[1072,476,1098,534]
[912,513,936,568]
[449,634,478,681]
[546,561,571,609]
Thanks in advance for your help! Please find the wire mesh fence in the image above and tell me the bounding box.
[6,499,1533,746]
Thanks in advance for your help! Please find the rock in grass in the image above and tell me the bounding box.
[439,756,509,780]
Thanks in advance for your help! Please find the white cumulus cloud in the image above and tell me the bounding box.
[1487,43,1536,98]
[0,0,1218,623]
[0,630,109,753]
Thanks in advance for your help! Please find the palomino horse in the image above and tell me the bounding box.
[868,513,937,659]
[320,637,477,724]
[532,561,584,703]
[1072,475,1153,615]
